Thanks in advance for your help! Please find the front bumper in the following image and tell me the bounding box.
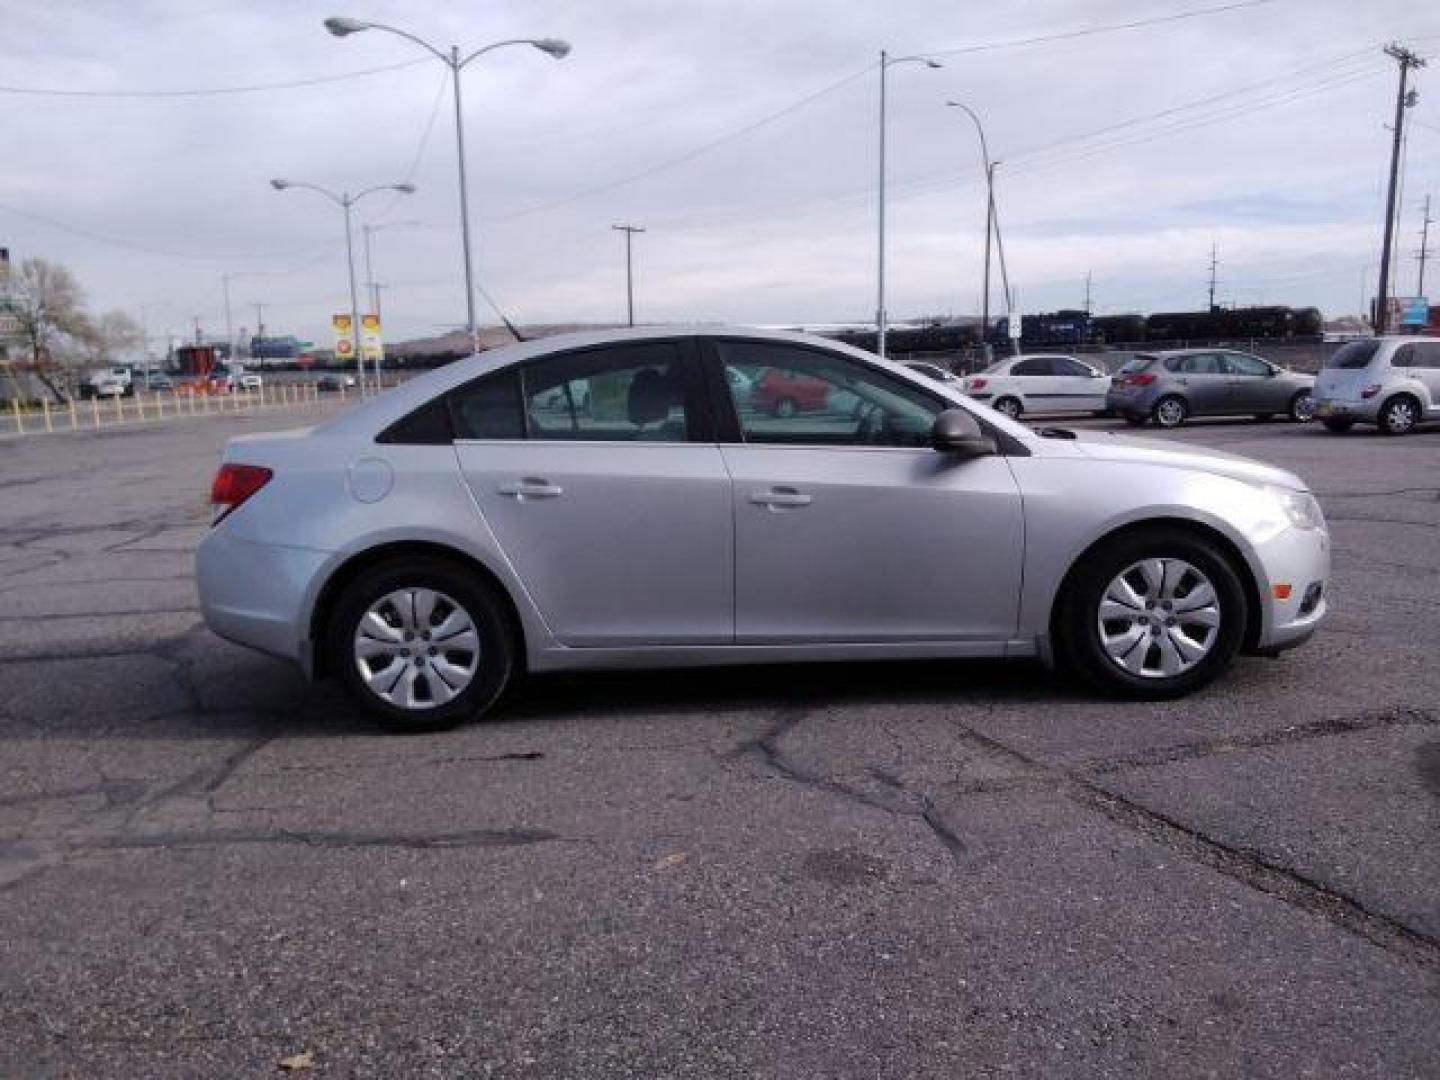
[196,527,331,670]
[1248,522,1330,652]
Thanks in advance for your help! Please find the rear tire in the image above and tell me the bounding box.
[1377,395,1420,436]
[1288,391,1316,423]
[328,557,516,732]
[1055,527,1248,700]
[994,396,1023,419]
[1152,395,1188,428]
[1322,418,1354,433]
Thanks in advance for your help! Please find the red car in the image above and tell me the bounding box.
[749,367,830,417]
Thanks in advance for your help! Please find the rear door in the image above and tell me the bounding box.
[452,340,734,646]
[708,339,1024,644]
[1171,353,1231,414]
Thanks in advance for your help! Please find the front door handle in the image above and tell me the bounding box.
[499,478,564,500]
[750,486,812,510]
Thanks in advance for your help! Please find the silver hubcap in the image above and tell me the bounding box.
[1156,399,1185,426]
[1292,394,1315,421]
[1097,558,1221,679]
[1386,400,1415,432]
[353,588,480,710]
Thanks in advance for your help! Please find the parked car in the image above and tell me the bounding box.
[238,372,263,392]
[1313,336,1440,435]
[316,374,357,392]
[1107,349,1315,428]
[198,327,1329,731]
[144,373,174,392]
[79,366,134,399]
[904,361,964,388]
[963,354,1109,418]
[749,367,832,417]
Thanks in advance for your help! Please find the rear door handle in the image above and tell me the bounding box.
[750,486,812,510]
[499,478,564,500]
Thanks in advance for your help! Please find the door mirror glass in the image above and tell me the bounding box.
[932,408,996,456]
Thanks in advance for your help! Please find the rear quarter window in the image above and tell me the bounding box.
[1324,341,1380,370]
[1117,355,1156,374]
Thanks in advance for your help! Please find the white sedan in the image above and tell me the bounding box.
[963,354,1111,419]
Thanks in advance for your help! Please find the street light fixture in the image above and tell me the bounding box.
[876,51,942,358]
[945,100,999,344]
[268,177,415,389]
[324,15,572,354]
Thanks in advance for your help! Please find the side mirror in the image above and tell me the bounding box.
[932,408,997,456]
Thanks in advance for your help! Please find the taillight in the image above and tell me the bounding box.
[968,377,988,390]
[210,464,272,524]
[1130,372,1157,387]
[1360,384,1381,399]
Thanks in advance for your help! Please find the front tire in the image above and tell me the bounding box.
[1152,395,1188,428]
[1377,395,1420,436]
[328,557,516,731]
[1056,528,1247,699]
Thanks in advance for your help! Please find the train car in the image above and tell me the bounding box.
[1089,314,1146,345]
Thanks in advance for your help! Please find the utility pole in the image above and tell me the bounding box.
[1207,243,1219,311]
[253,303,266,356]
[192,316,202,345]
[612,224,645,326]
[1376,44,1425,334]
[1417,194,1433,297]
[1084,271,1093,315]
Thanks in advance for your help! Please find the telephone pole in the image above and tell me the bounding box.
[612,224,645,326]
[1207,243,1219,311]
[1084,271,1093,315]
[1375,44,1425,333]
[1417,194,1434,297]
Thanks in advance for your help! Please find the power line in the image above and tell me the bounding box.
[0,57,430,99]
[925,0,1279,58]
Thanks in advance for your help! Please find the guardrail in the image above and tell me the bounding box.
[0,380,390,439]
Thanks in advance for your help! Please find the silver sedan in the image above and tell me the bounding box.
[197,327,1330,730]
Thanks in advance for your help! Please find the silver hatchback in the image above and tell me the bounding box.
[197,327,1329,730]
[1107,349,1316,428]
[1313,336,1440,435]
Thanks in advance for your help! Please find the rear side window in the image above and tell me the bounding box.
[1324,341,1380,369]
[1011,358,1052,376]
[450,369,525,439]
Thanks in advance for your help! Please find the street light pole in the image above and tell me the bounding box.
[270,178,414,390]
[612,224,645,326]
[876,50,941,358]
[945,101,995,342]
[324,18,572,356]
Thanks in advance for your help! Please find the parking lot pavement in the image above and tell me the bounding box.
[1,410,1437,1078]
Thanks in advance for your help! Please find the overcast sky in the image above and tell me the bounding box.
[5,0,1440,351]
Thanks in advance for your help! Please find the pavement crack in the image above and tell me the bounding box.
[84,825,565,852]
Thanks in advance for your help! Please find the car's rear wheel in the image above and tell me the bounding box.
[1322,418,1354,433]
[993,396,1022,419]
[1056,528,1247,699]
[328,557,515,731]
[1288,391,1316,423]
[1152,395,1188,428]
[774,396,799,419]
[1377,394,1420,436]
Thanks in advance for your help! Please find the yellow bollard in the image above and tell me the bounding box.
[114,394,124,423]
[92,395,101,429]
[136,394,145,423]
[69,396,79,431]
[42,398,53,433]
[11,398,22,436]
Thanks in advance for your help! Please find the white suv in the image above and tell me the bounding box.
[1314,337,1440,435]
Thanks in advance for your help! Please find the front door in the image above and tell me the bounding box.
[709,339,1025,643]
[452,340,733,646]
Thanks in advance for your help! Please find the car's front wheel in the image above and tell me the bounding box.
[328,557,516,731]
[1056,528,1247,699]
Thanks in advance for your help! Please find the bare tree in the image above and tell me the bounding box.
[87,310,144,366]
[10,258,91,365]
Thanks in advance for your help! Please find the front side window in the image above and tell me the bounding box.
[1223,353,1270,377]
[717,341,940,447]
[1415,343,1440,369]
[1051,357,1093,377]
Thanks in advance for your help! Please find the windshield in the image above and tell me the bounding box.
[1323,341,1380,370]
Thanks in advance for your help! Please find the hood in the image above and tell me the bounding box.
[1062,430,1309,492]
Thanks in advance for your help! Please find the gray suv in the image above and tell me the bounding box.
[1107,349,1315,429]
[1313,336,1440,435]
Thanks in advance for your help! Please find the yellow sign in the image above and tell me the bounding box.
[360,313,384,364]
[332,314,356,363]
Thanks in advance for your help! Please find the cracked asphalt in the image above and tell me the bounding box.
[1,406,1437,1078]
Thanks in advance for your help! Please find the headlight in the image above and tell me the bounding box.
[1267,486,1325,531]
